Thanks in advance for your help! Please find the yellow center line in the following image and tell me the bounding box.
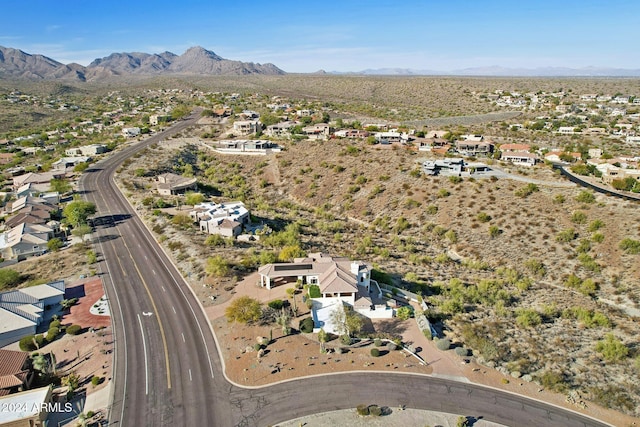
[114,233,172,389]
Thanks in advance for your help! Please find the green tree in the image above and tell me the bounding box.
[184,192,205,206]
[63,200,96,227]
[278,245,305,262]
[225,296,262,324]
[47,238,63,252]
[318,328,328,353]
[205,255,230,277]
[49,178,72,194]
[72,224,93,242]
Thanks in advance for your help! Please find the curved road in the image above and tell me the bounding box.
[79,114,611,427]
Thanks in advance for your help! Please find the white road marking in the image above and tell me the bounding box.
[182,333,185,343]
[137,314,149,395]
[189,369,192,381]
[172,306,176,314]
[162,286,166,292]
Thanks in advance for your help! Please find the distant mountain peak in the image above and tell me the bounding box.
[0,45,285,81]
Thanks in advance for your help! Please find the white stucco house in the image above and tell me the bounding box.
[189,201,249,237]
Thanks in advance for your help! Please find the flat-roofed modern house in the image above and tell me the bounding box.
[455,140,494,157]
[422,158,465,175]
[501,151,537,166]
[302,123,332,140]
[232,120,261,136]
[0,386,52,426]
[122,127,141,138]
[65,144,107,157]
[156,173,197,196]
[189,202,249,237]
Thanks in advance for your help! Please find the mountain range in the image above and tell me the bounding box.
[336,66,640,77]
[0,46,285,81]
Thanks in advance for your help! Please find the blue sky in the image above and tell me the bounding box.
[1,0,638,72]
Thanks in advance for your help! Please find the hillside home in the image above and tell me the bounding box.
[626,136,640,144]
[122,127,141,138]
[558,127,576,134]
[52,156,90,171]
[12,172,65,192]
[501,151,537,166]
[65,144,107,157]
[455,141,494,157]
[149,114,171,125]
[0,223,54,260]
[232,120,261,136]
[544,151,581,163]
[423,158,465,175]
[257,253,390,330]
[265,121,294,138]
[374,131,407,144]
[215,140,280,153]
[156,173,197,196]
[499,143,531,153]
[302,123,332,140]
[189,201,249,237]
[334,129,370,139]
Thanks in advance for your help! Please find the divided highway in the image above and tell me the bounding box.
[79,114,611,427]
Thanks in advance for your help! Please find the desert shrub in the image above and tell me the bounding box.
[0,268,21,290]
[619,238,640,254]
[488,225,501,238]
[267,299,284,310]
[435,338,451,351]
[426,205,438,214]
[356,404,369,416]
[476,212,491,223]
[66,325,82,335]
[571,211,587,224]
[368,405,382,416]
[307,284,321,298]
[299,317,314,333]
[515,183,539,198]
[373,338,383,347]
[46,327,60,342]
[395,306,414,320]
[588,219,604,232]
[455,347,469,357]
[19,335,38,352]
[49,319,62,330]
[516,309,541,328]
[575,190,596,203]
[253,343,263,352]
[537,370,567,393]
[91,376,101,387]
[595,333,629,362]
[34,334,45,348]
[370,348,380,357]
[449,176,463,184]
[556,228,577,243]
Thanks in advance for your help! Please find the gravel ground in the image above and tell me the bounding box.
[276,408,505,427]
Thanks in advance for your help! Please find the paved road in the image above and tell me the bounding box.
[79,114,611,427]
